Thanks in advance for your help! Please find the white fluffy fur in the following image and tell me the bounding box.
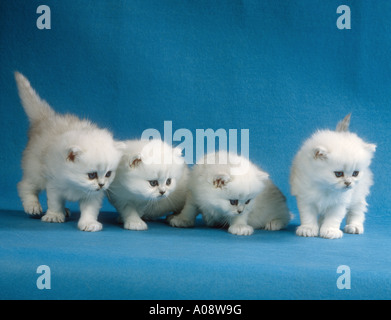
[168,151,291,236]
[15,72,123,231]
[290,114,376,239]
[107,139,189,230]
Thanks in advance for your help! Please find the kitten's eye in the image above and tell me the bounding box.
[166,178,171,186]
[105,171,112,178]
[149,180,159,187]
[88,172,98,180]
[245,199,251,205]
[352,171,359,177]
[334,171,344,178]
[230,200,238,206]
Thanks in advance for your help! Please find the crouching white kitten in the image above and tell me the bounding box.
[15,72,124,231]
[107,139,189,230]
[290,114,376,239]
[168,151,291,236]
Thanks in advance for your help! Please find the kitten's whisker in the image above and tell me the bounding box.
[105,189,113,202]
[144,197,157,212]
[221,215,230,229]
[163,196,178,216]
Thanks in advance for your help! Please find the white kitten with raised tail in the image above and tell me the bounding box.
[168,151,291,236]
[106,139,189,230]
[290,114,376,239]
[15,72,123,231]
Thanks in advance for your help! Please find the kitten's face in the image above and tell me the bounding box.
[61,135,123,195]
[204,172,266,217]
[311,132,376,192]
[127,164,182,200]
[319,161,364,191]
[194,151,268,217]
[121,141,185,200]
[213,186,258,217]
[75,163,118,193]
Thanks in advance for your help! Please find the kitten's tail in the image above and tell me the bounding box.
[336,113,351,132]
[14,71,55,123]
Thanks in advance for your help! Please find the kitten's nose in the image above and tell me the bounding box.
[98,183,105,188]
[159,190,165,195]
[344,181,351,187]
[237,209,243,214]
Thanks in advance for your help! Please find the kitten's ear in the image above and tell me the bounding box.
[313,146,328,160]
[129,153,143,168]
[172,146,185,164]
[173,146,183,158]
[257,170,269,181]
[213,173,231,188]
[364,143,376,153]
[336,113,351,132]
[66,146,82,162]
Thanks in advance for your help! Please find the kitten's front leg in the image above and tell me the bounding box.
[319,206,346,239]
[167,195,198,228]
[78,195,103,232]
[121,205,148,231]
[296,199,319,237]
[344,202,366,234]
[41,187,66,223]
[18,179,43,215]
[228,214,254,236]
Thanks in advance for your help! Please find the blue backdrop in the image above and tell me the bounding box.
[0,0,390,300]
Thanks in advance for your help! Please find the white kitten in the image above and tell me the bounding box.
[168,151,291,236]
[107,139,189,230]
[290,114,376,239]
[15,72,123,231]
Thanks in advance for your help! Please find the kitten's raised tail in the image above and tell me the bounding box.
[336,113,351,132]
[14,71,55,123]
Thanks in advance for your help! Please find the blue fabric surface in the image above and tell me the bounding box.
[1,210,391,300]
[1,0,391,299]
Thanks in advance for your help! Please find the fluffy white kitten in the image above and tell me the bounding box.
[107,139,189,230]
[15,72,123,231]
[168,151,291,236]
[290,114,376,239]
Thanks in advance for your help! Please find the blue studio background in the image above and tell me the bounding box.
[1,0,391,300]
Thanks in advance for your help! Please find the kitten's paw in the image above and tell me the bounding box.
[344,224,364,234]
[296,225,319,237]
[264,219,288,231]
[320,227,343,239]
[124,219,148,231]
[23,201,43,215]
[228,224,254,236]
[78,220,103,232]
[41,211,65,223]
[167,214,195,228]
